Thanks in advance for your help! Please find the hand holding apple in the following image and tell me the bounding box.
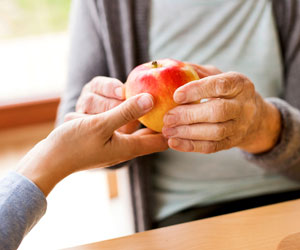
[125,59,219,132]
[162,71,282,154]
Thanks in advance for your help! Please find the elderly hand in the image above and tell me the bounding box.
[74,76,140,134]
[18,94,168,196]
[162,71,281,154]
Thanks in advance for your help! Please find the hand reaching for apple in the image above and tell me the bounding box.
[73,76,140,134]
[19,94,168,196]
[162,71,282,154]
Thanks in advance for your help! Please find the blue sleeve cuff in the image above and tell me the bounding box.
[0,171,47,250]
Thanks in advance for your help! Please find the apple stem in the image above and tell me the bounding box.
[152,61,158,68]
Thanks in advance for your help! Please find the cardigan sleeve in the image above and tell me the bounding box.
[56,0,108,125]
[243,0,300,180]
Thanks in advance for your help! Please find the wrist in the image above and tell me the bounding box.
[17,139,70,196]
[239,97,281,154]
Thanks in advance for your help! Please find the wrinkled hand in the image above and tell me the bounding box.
[162,71,281,154]
[73,76,140,133]
[18,94,168,196]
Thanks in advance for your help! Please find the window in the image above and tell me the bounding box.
[0,2,134,249]
[0,0,71,103]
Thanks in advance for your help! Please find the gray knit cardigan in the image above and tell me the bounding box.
[57,0,300,232]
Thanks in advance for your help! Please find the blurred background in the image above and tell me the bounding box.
[0,0,134,249]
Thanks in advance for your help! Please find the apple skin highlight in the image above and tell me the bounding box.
[125,59,200,132]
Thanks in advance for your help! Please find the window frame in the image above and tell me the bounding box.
[0,96,60,130]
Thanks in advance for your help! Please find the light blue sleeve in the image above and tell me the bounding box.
[0,172,47,250]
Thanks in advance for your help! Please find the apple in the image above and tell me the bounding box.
[125,59,200,132]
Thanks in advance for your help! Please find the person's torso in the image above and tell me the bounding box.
[149,0,300,221]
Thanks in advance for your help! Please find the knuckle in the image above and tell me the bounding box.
[89,116,106,134]
[245,80,255,94]
[202,142,218,154]
[76,95,85,112]
[120,104,137,124]
[185,109,197,123]
[210,100,225,121]
[215,77,230,96]
[109,99,121,110]
[237,73,248,83]
[82,83,91,93]
[234,103,243,118]
[90,78,99,91]
[215,100,231,121]
[194,84,204,99]
[88,115,100,128]
[63,113,73,122]
[109,100,121,111]
[80,93,95,113]
[103,99,114,112]
[91,77,121,97]
[75,99,82,112]
[209,104,216,116]
[101,98,121,113]
[224,137,233,149]
[215,125,227,139]
[229,71,249,92]
[91,77,106,93]
[91,76,101,85]
[235,73,246,84]
[179,125,190,137]
[206,65,221,74]
[228,71,241,81]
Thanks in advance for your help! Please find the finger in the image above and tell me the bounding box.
[132,128,158,136]
[64,112,89,122]
[162,121,234,141]
[117,120,141,134]
[168,137,232,153]
[102,93,154,133]
[174,71,251,104]
[187,63,222,78]
[87,76,125,100]
[164,99,240,127]
[77,92,122,114]
[117,133,168,159]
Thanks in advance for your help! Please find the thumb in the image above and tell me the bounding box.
[102,93,154,133]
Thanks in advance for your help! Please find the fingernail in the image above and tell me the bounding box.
[114,87,123,98]
[164,113,177,127]
[174,91,186,103]
[162,127,176,137]
[137,94,153,110]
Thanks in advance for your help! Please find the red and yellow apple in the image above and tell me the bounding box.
[125,59,200,132]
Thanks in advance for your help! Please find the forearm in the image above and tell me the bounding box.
[243,98,300,180]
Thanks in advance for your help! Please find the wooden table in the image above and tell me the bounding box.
[66,199,300,250]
